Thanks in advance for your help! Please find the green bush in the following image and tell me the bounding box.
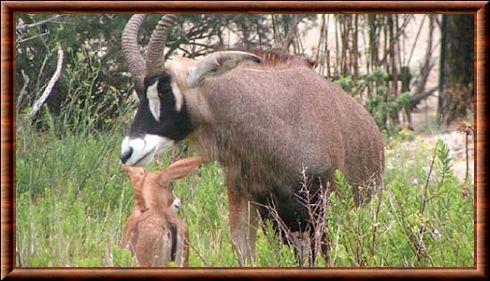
[16,123,474,267]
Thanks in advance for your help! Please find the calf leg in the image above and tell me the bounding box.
[227,185,259,266]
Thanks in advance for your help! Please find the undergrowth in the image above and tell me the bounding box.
[16,114,474,267]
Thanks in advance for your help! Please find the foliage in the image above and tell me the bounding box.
[16,14,314,132]
[15,14,473,268]
[16,120,474,267]
[436,139,453,183]
[335,69,416,135]
[17,14,473,135]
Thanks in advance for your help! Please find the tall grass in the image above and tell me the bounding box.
[16,100,474,267]
[326,137,473,266]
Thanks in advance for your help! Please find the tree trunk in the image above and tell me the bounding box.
[438,14,474,126]
[388,15,399,123]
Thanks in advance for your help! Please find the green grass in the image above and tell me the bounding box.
[16,120,474,267]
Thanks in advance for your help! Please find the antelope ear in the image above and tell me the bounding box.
[188,51,261,87]
[122,166,147,212]
[159,156,202,182]
[121,166,145,187]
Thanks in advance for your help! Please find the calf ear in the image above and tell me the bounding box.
[122,166,145,186]
[122,167,147,211]
[159,156,202,182]
[188,51,261,87]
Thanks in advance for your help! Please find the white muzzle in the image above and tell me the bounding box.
[120,134,174,166]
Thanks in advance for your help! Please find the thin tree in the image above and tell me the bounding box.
[438,14,474,126]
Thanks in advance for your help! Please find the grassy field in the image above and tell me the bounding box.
[16,117,474,267]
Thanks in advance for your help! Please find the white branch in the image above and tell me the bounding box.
[17,15,63,32]
[29,48,64,119]
[16,69,30,115]
[17,32,49,44]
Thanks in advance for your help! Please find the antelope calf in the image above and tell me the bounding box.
[121,157,202,267]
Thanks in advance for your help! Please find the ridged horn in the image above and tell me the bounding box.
[146,14,178,77]
[188,51,262,87]
[122,14,147,91]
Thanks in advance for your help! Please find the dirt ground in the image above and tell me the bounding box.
[409,94,474,182]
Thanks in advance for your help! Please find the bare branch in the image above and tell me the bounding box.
[17,32,49,44]
[188,243,210,267]
[16,70,30,115]
[29,47,64,119]
[282,15,301,51]
[17,15,63,32]
[408,15,436,111]
[410,86,437,109]
[406,15,427,67]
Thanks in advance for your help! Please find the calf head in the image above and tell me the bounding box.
[121,156,202,266]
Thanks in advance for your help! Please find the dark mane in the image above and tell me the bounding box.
[214,44,316,69]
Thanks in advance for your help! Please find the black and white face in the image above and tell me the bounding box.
[120,72,194,166]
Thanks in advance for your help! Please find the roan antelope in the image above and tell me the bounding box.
[119,14,384,266]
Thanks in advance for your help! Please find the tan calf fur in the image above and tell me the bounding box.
[121,157,202,267]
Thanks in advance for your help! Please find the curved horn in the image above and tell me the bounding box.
[122,14,147,91]
[188,51,262,87]
[146,14,179,77]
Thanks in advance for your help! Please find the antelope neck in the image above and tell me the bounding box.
[141,179,171,211]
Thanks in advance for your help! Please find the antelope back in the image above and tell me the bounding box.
[122,158,201,266]
[191,64,384,195]
[126,210,188,267]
